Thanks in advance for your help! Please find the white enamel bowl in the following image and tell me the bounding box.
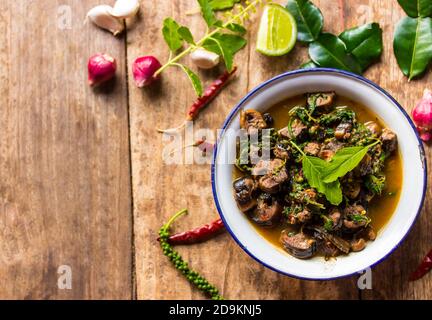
[211,68,427,280]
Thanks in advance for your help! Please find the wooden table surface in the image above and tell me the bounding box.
[0,0,430,300]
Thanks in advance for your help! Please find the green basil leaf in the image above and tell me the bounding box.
[300,60,319,69]
[397,0,432,18]
[174,64,203,97]
[203,33,247,71]
[225,23,247,35]
[309,33,362,74]
[198,0,217,27]
[321,144,374,183]
[162,18,183,52]
[286,0,323,42]
[339,23,383,71]
[178,26,195,44]
[210,0,240,11]
[393,16,432,80]
[302,156,342,205]
[302,156,329,193]
[324,180,343,206]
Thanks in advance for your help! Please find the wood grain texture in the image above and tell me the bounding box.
[129,0,358,300]
[0,0,430,300]
[0,0,132,299]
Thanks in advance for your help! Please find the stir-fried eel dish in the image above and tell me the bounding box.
[233,92,401,260]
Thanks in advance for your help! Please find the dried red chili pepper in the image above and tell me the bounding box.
[186,67,237,121]
[409,249,432,281]
[158,67,237,133]
[158,218,225,245]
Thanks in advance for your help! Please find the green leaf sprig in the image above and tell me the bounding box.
[156,0,264,96]
[394,0,432,80]
[290,140,380,205]
[290,141,342,205]
[159,209,224,300]
[285,0,383,74]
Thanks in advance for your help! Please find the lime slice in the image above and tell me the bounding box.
[256,4,297,56]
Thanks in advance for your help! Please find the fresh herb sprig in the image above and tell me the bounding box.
[157,0,264,96]
[286,0,383,73]
[290,141,342,205]
[290,140,380,205]
[159,209,224,300]
[320,140,380,183]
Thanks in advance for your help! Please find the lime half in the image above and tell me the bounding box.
[256,4,297,56]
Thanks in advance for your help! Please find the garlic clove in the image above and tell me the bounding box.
[111,0,140,19]
[190,48,220,69]
[87,5,124,36]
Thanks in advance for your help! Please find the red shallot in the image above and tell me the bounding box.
[412,89,432,142]
[132,56,162,88]
[88,53,117,86]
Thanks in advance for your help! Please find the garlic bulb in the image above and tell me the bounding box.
[190,48,220,69]
[87,5,124,36]
[111,0,140,19]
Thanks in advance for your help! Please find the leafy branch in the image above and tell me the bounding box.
[290,140,380,206]
[155,0,264,96]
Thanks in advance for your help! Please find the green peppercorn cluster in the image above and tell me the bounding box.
[159,226,224,300]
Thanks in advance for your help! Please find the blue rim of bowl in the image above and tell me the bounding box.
[211,67,428,281]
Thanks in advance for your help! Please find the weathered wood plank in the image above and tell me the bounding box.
[0,0,132,299]
[129,0,358,300]
[341,0,432,299]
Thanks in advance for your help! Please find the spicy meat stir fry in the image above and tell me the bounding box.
[233,92,398,259]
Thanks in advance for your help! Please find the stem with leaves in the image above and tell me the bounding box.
[156,0,263,96]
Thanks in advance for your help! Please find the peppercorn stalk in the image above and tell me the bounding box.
[159,209,224,300]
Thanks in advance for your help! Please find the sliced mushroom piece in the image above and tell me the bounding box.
[365,121,381,136]
[329,208,342,230]
[334,122,353,140]
[259,173,288,193]
[240,109,267,134]
[342,180,361,199]
[366,227,376,240]
[280,230,317,259]
[233,176,257,212]
[320,241,341,259]
[308,92,336,109]
[252,159,288,193]
[278,127,290,140]
[357,226,377,241]
[381,128,398,154]
[304,142,320,156]
[343,204,369,230]
[355,153,372,176]
[319,139,344,161]
[251,194,282,227]
[287,207,312,225]
[350,238,366,252]
[295,188,318,204]
[318,149,335,161]
[273,143,290,160]
[263,113,274,126]
[312,226,351,254]
[290,119,308,140]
